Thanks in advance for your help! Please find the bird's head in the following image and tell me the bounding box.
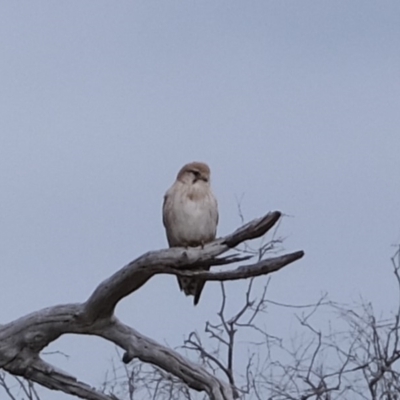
[176,162,211,185]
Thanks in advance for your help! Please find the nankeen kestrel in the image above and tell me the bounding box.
[162,162,218,305]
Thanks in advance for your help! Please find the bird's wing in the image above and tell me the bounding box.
[162,189,178,247]
[162,191,170,229]
[212,195,219,228]
[193,269,209,305]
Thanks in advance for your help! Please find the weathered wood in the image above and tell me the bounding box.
[0,211,304,400]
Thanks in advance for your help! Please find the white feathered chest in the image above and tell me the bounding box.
[163,181,218,247]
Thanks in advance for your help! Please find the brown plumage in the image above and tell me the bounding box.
[162,162,218,305]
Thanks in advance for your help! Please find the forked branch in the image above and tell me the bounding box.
[0,211,304,400]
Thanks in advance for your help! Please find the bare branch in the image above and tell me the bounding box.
[167,251,304,282]
[0,210,301,400]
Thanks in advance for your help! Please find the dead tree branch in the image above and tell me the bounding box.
[0,211,304,400]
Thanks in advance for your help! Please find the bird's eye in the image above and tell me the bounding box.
[190,170,200,177]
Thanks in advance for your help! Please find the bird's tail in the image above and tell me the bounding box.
[177,275,206,306]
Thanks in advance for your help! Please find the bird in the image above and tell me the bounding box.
[162,162,219,305]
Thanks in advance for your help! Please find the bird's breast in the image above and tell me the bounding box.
[166,186,217,246]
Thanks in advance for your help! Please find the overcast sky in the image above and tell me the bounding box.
[1,2,399,399]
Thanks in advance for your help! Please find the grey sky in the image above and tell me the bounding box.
[0,2,399,399]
